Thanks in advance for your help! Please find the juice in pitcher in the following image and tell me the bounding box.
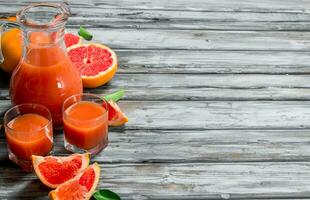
[3,3,83,127]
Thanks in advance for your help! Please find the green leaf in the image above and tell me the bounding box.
[104,89,125,102]
[78,26,93,41]
[93,189,121,200]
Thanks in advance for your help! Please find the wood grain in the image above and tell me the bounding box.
[2,50,310,74]
[2,3,310,31]
[1,100,310,130]
[91,74,310,101]
[114,50,310,74]
[67,11,310,31]
[65,28,310,51]
[2,129,310,163]
[1,0,310,12]
[2,162,310,199]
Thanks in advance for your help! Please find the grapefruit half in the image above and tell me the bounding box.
[67,43,118,88]
[32,153,90,189]
[49,163,100,200]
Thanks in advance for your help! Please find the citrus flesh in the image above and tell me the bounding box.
[107,100,128,126]
[67,43,118,88]
[64,33,81,48]
[32,153,90,188]
[49,163,100,200]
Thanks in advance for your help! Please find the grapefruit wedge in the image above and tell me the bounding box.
[107,100,128,126]
[67,43,118,88]
[32,153,90,189]
[64,33,82,48]
[49,163,100,200]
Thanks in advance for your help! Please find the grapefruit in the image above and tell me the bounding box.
[67,43,118,88]
[32,153,90,189]
[49,163,100,200]
[107,100,128,126]
[0,16,20,73]
[64,32,81,48]
[0,28,22,73]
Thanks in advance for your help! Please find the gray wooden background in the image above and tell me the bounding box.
[1,0,310,199]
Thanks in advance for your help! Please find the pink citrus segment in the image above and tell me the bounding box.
[107,100,128,126]
[79,166,96,191]
[49,163,100,200]
[32,153,90,189]
[64,33,82,48]
[67,43,118,88]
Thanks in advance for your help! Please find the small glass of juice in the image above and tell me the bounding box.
[63,93,108,155]
[4,104,53,172]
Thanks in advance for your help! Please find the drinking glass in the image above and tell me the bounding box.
[63,93,108,155]
[4,103,53,172]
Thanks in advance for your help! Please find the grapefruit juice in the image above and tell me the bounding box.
[10,46,83,127]
[63,94,108,155]
[4,104,53,171]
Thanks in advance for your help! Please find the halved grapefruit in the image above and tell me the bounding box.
[67,43,118,88]
[32,153,90,189]
[107,100,128,126]
[49,163,100,200]
[64,32,82,48]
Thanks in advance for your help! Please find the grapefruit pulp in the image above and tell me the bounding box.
[49,163,100,200]
[64,32,81,48]
[107,100,128,126]
[67,43,118,88]
[32,153,90,188]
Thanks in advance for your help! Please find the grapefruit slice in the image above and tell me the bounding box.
[32,153,90,189]
[67,43,118,88]
[49,163,100,200]
[107,100,128,126]
[64,33,82,48]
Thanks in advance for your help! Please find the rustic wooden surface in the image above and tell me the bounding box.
[1,0,310,199]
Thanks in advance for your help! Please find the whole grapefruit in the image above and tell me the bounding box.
[0,28,22,73]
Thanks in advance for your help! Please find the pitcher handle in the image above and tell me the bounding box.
[0,21,21,63]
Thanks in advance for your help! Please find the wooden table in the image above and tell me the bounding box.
[2,0,310,199]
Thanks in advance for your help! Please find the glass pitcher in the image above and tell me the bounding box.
[0,2,83,127]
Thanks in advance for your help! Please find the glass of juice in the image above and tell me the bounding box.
[63,93,108,155]
[4,104,53,172]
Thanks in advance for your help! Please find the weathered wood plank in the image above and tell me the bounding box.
[114,50,310,74]
[93,74,310,101]
[66,28,310,51]
[2,129,310,163]
[4,50,310,74]
[0,24,307,51]
[2,3,310,31]
[58,129,310,162]
[2,162,310,199]
[1,0,310,12]
[67,10,310,31]
[1,100,310,130]
[3,74,310,101]
[101,101,310,130]
[89,0,310,13]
